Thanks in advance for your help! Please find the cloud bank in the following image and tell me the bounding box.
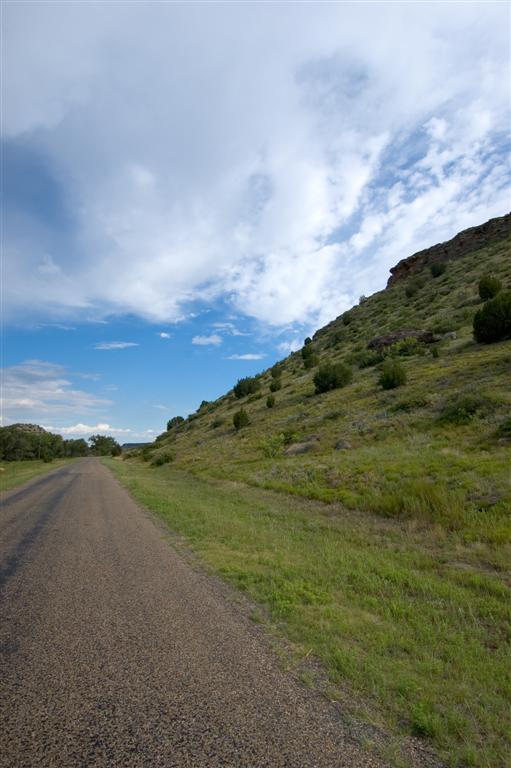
[4,3,510,332]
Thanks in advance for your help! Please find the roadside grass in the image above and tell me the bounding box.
[0,459,73,492]
[105,458,511,768]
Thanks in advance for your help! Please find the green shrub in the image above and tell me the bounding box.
[430,262,447,278]
[303,354,319,370]
[342,311,353,325]
[313,362,353,394]
[405,276,425,298]
[270,379,282,392]
[211,417,224,429]
[233,408,250,430]
[304,336,312,345]
[271,364,283,379]
[473,291,511,343]
[378,359,406,390]
[233,376,261,398]
[266,395,275,408]
[390,338,422,357]
[167,416,184,431]
[390,395,429,413]
[496,417,511,439]
[151,451,175,466]
[260,433,285,458]
[439,394,490,425]
[478,274,502,301]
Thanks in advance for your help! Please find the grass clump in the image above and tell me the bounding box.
[378,359,407,390]
[313,362,353,394]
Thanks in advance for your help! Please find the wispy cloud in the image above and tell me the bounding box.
[152,403,168,411]
[212,322,249,337]
[43,422,132,436]
[94,341,139,350]
[192,334,222,346]
[0,360,111,422]
[3,3,509,332]
[227,353,265,360]
[277,339,301,355]
[158,332,171,339]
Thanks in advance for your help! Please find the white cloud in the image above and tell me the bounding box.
[192,334,222,346]
[3,3,510,332]
[227,353,265,361]
[212,322,249,336]
[94,341,138,350]
[158,332,171,339]
[277,339,302,355]
[0,360,111,422]
[44,422,131,436]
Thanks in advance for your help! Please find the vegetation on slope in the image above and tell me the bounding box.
[117,231,511,767]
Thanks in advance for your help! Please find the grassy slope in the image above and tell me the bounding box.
[0,459,73,492]
[116,234,511,767]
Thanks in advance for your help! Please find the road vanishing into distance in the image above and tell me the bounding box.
[1,458,385,768]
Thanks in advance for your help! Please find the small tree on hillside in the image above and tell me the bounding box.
[478,275,502,301]
[233,408,250,430]
[313,363,352,394]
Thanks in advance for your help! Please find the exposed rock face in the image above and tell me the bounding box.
[387,213,511,287]
[367,330,438,351]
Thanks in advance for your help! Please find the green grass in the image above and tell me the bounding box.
[105,458,511,768]
[115,234,511,766]
[0,459,73,492]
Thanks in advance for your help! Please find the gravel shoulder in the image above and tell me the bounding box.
[1,457,390,767]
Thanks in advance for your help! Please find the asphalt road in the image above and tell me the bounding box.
[1,458,386,767]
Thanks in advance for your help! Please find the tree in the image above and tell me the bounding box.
[63,438,89,457]
[88,434,122,456]
[473,291,511,343]
[478,275,502,301]
[233,408,250,430]
[167,416,184,431]
[233,376,261,399]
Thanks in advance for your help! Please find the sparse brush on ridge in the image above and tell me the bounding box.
[115,219,511,768]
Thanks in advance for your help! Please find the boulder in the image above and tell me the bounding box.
[367,330,438,351]
[284,442,316,456]
[334,439,352,450]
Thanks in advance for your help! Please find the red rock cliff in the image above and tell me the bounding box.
[387,213,511,287]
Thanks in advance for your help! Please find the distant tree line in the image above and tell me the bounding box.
[0,426,121,462]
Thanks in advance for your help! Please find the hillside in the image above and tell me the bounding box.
[141,215,510,540]
[115,215,511,767]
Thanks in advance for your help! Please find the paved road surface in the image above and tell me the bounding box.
[1,458,385,767]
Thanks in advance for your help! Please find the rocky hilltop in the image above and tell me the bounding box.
[387,212,511,286]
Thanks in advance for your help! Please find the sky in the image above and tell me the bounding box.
[2,1,510,441]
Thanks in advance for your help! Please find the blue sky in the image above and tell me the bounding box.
[2,2,510,440]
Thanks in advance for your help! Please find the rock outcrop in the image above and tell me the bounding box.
[367,330,438,351]
[4,423,47,433]
[387,213,511,287]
